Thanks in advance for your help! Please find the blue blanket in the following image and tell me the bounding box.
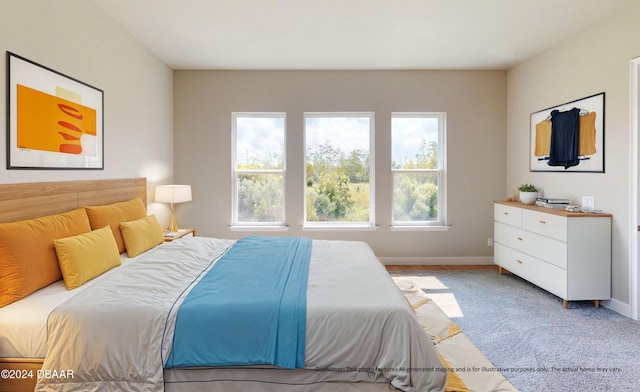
[166,236,312,369]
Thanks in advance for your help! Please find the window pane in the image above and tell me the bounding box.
[233,113,285,225]
[305,115,372,223]
[393,171,439,222]
[236,116,285,170]
[392,117,439,169]
[392,113,445,225]
[237,173,284,222]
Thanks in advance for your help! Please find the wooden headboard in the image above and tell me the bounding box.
[0,178,147,224]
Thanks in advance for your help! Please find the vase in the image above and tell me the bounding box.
[519,191,538,205]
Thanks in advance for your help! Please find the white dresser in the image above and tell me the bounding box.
[493,201,611,308]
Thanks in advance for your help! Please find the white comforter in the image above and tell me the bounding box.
[35,237,446,392]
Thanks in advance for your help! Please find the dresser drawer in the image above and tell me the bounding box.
[522,209,567,241]
[494,222,567,269]
[494,243,567,299]
[494,203,522,227]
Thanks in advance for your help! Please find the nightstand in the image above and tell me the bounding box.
[164,228,195,242]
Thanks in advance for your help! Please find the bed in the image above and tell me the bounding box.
[0,178,447,392]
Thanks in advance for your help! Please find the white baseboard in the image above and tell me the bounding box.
[601,298,632,319]
[380,256,494,265]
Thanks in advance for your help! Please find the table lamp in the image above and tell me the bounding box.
[154,184,192,231]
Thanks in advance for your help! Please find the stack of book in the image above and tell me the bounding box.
[536,197,571,209]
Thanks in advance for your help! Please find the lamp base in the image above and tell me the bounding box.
[167,203,178,232]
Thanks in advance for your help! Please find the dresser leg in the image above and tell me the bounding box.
[594,300,600,308]
[497,267,511,275]
[563,300,568,309]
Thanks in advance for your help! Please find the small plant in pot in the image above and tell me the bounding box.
[517,183,539,205]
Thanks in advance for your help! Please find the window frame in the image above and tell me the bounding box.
[231,112,287,228]
[303,112,376,229]
[390,112,447,229]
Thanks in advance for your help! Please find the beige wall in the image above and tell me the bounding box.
[174,70,507,262]
[506,3,640,311]
[0,0,174,213]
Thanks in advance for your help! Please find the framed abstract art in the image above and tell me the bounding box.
[6,52,104,169]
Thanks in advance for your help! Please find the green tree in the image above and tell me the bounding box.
[398,140,438,170]
[313,172,354,219]
[308,142,343,179]
[238,151,284,170]
[394,175,438,221]
[392,138,439,221]
[306,162,315,186]
[252,177,283,220]
[238,174,283,222]
[415,140,438,169]
[306,141,372,221]
[340,149,369,183]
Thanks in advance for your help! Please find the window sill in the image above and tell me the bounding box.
[229,225,290,232]
[302,224,378,232]
[390,225,451,232]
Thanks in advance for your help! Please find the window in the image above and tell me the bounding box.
[304,113,374,227]
[232,113,285,226]
[391,113,446,227]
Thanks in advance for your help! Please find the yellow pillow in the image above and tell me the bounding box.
[0,208,91,307]
[119,215,165,258]
[53,226,122,290]
[85,198,147,253]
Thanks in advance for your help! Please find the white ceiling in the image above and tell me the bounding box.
[90,0,635,70]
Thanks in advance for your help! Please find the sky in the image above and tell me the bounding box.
[304,115,371,157]
[235,115,285,166]
[391,116,440,163]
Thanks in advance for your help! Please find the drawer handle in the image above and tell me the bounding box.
[516,237,523,241]
[517,260,523,264]
[503,212,509,216]
[538,220,547,224]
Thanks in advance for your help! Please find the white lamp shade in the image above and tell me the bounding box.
[155,185,192,204]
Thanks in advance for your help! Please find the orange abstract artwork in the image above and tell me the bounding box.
[16,84,97,155]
